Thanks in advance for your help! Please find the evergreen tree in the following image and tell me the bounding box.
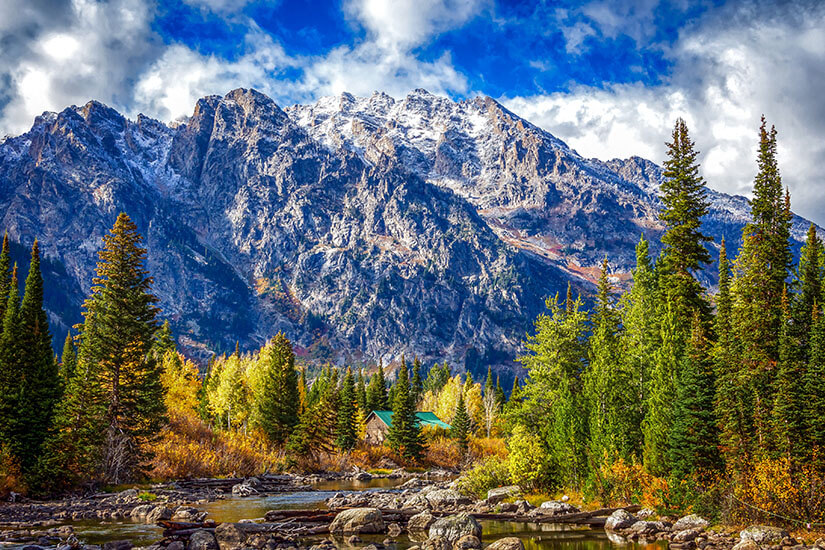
[60,332,77,386]
[366,360,388,411]
[584,258,636,467]
[772,291,807,463]
[386,361,424,461]
[805,309,825,461]
[71,213,165,482]
[485,366,494,397]
[151,320,175,359]
[0,233,11,324]
[424,362,450,394]
[643,301,683,476]
[731,118,793,458]
[0,266,23,463]
[668,313,721,481]
[792,225,823,358]
[254,332,299,444]
[356,369,367,413]
[17,240,61,473]
[495,375,505,408]
[298,367,308,414]
[336,367,358,451]
[411,356,423,405]
[659,118,712,327]
[451,391,470,455]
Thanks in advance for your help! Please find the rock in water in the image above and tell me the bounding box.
[605,509,638,531]
[408,511,437,533]
[188,531,219,550]
[329,508,385,534]
[486,486,521,504]
[538,501,579,515]
[486,538,525,550]
[428,513,482,543]
[739,526,789,544]
[672,514,708,532]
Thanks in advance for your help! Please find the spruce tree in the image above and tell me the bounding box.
[17,240,60,473]
[366,360,388,411]
[356,369,367,414]
[451,391,470,455]
[584,258,636,466]
[73,213,166,482]
[60,332,77,386]
[255,332,299,444]
[805,309,825,463]
[731,118,793,458]
[668,313,721,482]
[495,375,505,408]
[0,233,11,325]
[792,225,823,358]
[386,361,424,461]
[772,291,807,463]
[152,320,175,359]
[0,266,23,462]
[411,356,423,405]
[659,118,712,327]
[336,367,358,451]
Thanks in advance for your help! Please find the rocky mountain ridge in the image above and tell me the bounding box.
[0,88,816,377]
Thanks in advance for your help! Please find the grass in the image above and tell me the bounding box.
[137,491,158,502]
[367,468,393,475]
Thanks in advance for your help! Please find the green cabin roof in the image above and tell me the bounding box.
[369,410,451,430]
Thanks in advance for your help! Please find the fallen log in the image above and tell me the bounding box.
[158,520,219,530]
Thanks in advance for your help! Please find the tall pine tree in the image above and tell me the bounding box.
[255,332,299,444]
[0,233,11,325]
[451,391,470,455]
[336,367,358,451]
[386,361,424,461]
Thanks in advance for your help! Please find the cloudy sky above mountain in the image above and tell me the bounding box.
[1,0,824,224]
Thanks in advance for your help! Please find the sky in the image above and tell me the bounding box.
[1,0,825,224]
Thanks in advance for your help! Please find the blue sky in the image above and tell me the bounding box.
[2,0,825,224]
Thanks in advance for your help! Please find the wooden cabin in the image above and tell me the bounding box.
[364,410,451,445]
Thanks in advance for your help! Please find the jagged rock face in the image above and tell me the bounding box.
[0,87,817,375]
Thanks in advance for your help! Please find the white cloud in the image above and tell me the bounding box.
[503,2,825,225]
[345,0,487,50]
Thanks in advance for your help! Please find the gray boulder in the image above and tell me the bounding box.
[231,483,257,497]
[454,535,482,550]
[102,542,131,550]
[145,506,172,524]
[739,526,789,545]
[428,513,482,543]
[486,538,525,550]
[215,523,247,550]
[408,511,437,533]
[538,501,579,515]
[329,508,385,534]
[188,530,219,550]
[486,486,521,505]
[422,537,451,550]
[130,504,154,520]
[605,509,638,531]
[425,490,471,510]
[672,514,708,532]
[173,506,204,522]
[388,523,402,537]
[732,541,760,550]
[673,529,701,543]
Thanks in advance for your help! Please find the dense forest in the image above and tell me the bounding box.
[0,117,822,529]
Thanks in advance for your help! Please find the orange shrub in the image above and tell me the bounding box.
[737,456,825,526]
[424,436,462,468]
[596,457,669,508]
[469,437,508,460]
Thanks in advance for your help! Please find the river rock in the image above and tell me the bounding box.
[388,523,402,537]
[404,495,432,510]
[425,490,471,510]
[215,523,248,550]
[673,514,709,532]
[130,504,153,520]
[329,508,385,534]
[167,543,185,550]
[409,511,437,533]
[605,509,638,531]
[102,542,132,550]
[173,507,203,522]
[399,479,428,490]
[454,535,482,550]
[422,536,451,550]
[486,538,525,550]
[739,526,789,545]
[486,486,521,504]
[428,513,482,543]
[188,530,219,550]
[512,500,534,514]
[231,484,257,497]
[674,529,702,542]
[538,501,579,515]
[145,506,172,524]
[732,541,760,550]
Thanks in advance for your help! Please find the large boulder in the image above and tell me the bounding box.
[145,506,173,524]
[486,486,521,505]
[672,514,709,532]
[130,504,154,520]
[103,542,132,550]
[538,501,579,515]
[425,490,471,510]
[188,530,219,550]
[739,526,789,545]
[454,535,482,550]
[215,523,247,550]
[329,508,385,534]
[605,509,638,531]
[408,511,437,536]
[486,538,525,550]
[428,513,482,543]
[673,529,701,543]
[422,536,451,550]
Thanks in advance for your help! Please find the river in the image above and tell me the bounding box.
[63,479,666,550]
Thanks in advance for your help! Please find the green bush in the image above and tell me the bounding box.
[507,425,554,490]
[457,456,511,499]
[137,491,158,502]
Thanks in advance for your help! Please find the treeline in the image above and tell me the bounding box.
[505,117,825,522]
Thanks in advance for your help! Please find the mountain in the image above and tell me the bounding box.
[0,88,816,379]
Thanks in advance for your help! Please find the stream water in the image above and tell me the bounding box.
[61,479,667,550]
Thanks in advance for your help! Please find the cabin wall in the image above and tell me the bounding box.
[365,417,387,445]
